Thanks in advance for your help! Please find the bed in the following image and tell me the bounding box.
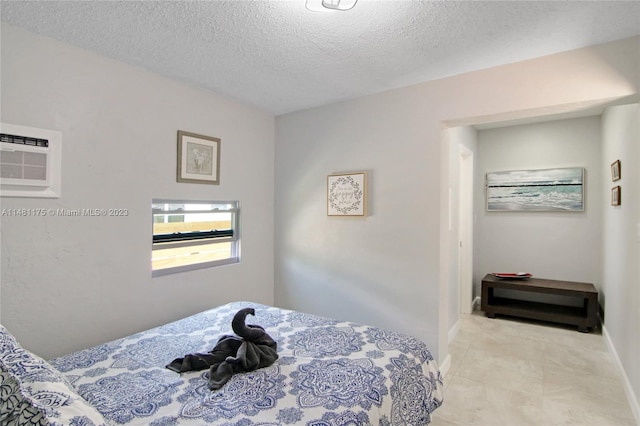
[1,301,444,425]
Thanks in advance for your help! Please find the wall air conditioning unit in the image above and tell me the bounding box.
[1,123,61,198]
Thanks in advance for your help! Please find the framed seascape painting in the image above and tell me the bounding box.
[486,167,584,212]
[327,172,366,216]
[177,130,221,185]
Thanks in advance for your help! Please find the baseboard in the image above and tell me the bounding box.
[448,319,460,344]
[439,353,451,378]
[602,325,640,425]
[445,296,480,379]
[472,296,480,311]
[442,312,456,379]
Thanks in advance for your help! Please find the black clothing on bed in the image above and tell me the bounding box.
[166,307,278,390]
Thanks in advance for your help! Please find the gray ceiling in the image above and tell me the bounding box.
[2,1,639,115]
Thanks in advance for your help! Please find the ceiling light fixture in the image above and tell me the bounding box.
[305,0,358,12]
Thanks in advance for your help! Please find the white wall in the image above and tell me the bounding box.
[475,116,603,299]
[275,93,443,359]
[446,126,478,337]
[601,103,640,418]
[1,26,638,396]
[275,36,640,364]
[0,25,275,359]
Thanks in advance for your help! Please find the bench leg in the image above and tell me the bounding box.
[584,294,598,330]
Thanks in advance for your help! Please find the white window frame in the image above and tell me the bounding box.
[151,199,240,277]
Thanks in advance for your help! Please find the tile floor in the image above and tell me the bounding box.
[431,311,637,426]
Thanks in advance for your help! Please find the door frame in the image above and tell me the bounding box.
[458,144,474,314]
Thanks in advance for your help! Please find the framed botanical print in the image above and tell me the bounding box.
[177,130,220,185]
[611,160,621,182]
[611,186,621,206]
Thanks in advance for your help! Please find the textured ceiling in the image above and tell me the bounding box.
[1,1,639,115]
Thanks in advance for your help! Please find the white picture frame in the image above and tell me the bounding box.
[327,172,367,216]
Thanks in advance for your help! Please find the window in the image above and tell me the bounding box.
[152,199,239,276]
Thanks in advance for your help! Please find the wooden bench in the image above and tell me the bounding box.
[481,274,599,332]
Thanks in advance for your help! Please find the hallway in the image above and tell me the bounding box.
[432,311,636,425]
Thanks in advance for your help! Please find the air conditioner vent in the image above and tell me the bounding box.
[0,133,49,148]
[0,123,61,198]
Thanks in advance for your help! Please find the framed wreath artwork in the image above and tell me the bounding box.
[327,172,367,216]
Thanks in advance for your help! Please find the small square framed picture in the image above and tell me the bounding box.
[611,186,621,206]
[611,160,621,182]
[177,130,220,185]
[327,172,367,216]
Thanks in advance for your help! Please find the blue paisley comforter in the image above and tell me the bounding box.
[49,302,444,425]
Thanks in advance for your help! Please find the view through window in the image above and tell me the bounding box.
[152,199,239,276]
